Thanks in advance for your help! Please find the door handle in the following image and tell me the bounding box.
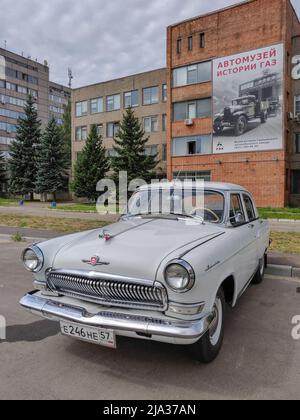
[248,224,255,229]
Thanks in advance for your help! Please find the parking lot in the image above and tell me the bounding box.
[0,241,300,400]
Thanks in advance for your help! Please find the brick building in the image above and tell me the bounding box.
[166,0,300,207]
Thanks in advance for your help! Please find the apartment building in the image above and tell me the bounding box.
[166,0,300,207]
[71,68,167,176]
[0,48,70,165]
[49,81,71,125]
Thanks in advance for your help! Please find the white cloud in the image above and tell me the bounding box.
[0,0,299,87]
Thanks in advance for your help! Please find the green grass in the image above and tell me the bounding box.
[11,232,24,242]
[258,207,300,220]
[0,198,19,206]
[270,232,300,254]
[49,203,120,214]
[0,214,109,233]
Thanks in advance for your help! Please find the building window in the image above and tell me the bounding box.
[200,32,205,48]
[173,171,211,182]
[75,126,87,141]
[162,84,167,102]
[90,97,103,114]
[172,135,212,156]
[143,87,159,105]
[107,122,120,138]
[173,98,212,121]
[96,124,103,136]
[188,36,193,51]
[172,61,211,87]
[106,94,121,112]
[162,144,167,161]
[291,170,300,194]
[124,90,139,108]
[76,101,88,117]
[145,145,158,156]
[177,39,182,54]
[162,114,167,132]
[144,116,158,133]
[295,96,300,116]
[295,133,300,154]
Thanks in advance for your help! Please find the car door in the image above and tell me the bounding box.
[242,193,268,262]
[229,193,258,295]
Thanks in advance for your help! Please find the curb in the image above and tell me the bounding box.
[268,219,300,223]
[266,264,300,279]
[0,233,46,243]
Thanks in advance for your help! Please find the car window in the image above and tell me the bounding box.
[230,194,246,226]
[243,195,256,221]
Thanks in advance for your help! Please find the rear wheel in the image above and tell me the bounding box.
[234,115,247,136]
[252,255,266,285]
[190,288,225,363]
[261,111,268,123]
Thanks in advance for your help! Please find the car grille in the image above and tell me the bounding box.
[46,271,168,311]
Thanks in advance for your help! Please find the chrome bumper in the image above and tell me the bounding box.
[20,292,213,340]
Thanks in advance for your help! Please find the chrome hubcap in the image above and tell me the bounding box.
[209,297,223,346]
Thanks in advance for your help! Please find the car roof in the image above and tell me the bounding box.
[138,181,249,192]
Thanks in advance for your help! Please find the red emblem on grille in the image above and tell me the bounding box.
[90,256,98,266]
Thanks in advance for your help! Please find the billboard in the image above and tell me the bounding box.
[212,44,284,154]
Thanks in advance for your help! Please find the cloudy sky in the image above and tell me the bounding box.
[1,0,299,88]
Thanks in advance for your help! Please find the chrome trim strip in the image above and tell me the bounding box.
[164,259,195,293]
[20,292,213,340]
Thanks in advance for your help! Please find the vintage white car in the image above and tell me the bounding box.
[20,182,270,363]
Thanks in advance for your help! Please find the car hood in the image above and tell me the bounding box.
[228,105,243,113]
[51,217,225,282]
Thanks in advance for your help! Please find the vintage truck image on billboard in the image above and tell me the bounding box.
[213,95,269,136]
[212,43,284,154]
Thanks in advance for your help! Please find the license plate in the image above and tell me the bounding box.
[60,321,116,348]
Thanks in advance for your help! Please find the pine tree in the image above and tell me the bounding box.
[60,100,71,166]
[111,107,158,184]
[9,95,41,200]
[35,117,68,202]
[71,124,109,201]
[0,152,7,194]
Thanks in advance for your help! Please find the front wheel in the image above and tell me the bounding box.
[213,123,223,135]
[234,115,247,136]
[190,288,225,363]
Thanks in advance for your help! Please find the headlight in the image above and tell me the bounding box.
[22,245,44,272]
[164,260,195,293]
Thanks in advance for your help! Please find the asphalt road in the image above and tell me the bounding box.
[0,241,300,400]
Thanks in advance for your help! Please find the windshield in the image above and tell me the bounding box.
[127,189,225,224]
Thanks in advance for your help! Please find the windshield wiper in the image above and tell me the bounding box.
[170,213,204,223]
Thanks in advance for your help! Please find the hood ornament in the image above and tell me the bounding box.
[99,229,113,241]
[82,256,110,266]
